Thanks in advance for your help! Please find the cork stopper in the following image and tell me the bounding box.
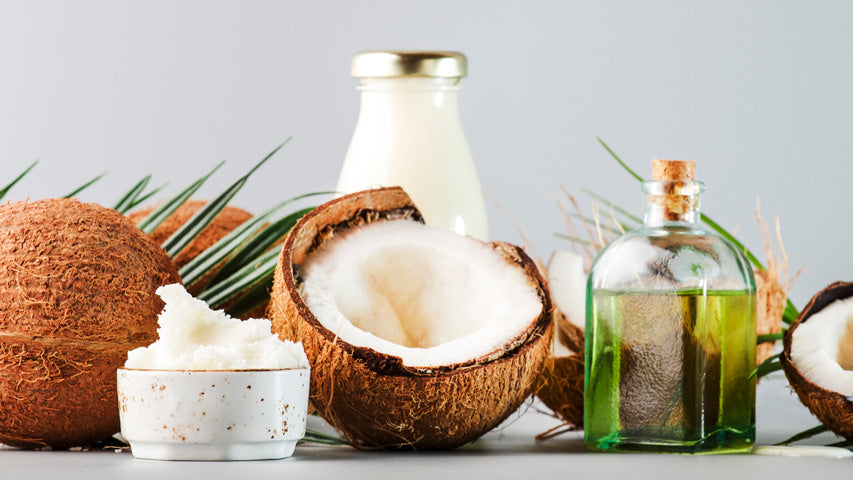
[652,159,695,181]
[647,159,699,223]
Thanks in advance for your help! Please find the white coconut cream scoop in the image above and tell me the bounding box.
[118,284,310,461]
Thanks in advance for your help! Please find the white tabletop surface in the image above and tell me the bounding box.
[2,373,851,479]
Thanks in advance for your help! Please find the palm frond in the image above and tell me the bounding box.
[137,161,224,235]
[0,160,39,200]
[160,139,290,258]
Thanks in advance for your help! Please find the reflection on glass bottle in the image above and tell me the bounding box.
[584,159,756,453]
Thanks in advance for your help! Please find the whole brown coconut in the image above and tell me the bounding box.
[268,187,553,450]
[781,281,853,441]
[0,199,180,448]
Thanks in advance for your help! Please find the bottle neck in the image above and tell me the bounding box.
[356,77,462,122]
[641,179,705,228]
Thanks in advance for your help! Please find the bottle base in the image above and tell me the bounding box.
[585,427,755,454]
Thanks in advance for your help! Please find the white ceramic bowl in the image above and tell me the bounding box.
[117,368,309,461]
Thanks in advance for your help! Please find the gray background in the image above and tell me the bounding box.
[2,0,851,309]
[2,1,853,471]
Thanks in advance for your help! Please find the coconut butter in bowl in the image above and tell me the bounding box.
[117,284,310,461]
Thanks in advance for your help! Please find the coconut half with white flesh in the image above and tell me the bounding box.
[781,281,853,440]
[547,251,586,354]
[268,187,552,450]
[535,251,586,428]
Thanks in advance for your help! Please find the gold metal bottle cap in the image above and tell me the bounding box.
[351,51,467,78]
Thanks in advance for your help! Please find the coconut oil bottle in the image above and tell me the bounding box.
[584,160,756,453]
[336,51,488,240]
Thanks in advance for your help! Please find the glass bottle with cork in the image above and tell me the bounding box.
[336,51,488,240]
[584,159,756,453]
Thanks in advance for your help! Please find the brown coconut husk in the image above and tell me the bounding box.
[755,270,786,365]
[754,204,796,366]
[780,281,853,441]
[536,351,584,438]
[554,309,585,354]
[535,309,585,436]
[0,199,180,448]
[268,187,553,450]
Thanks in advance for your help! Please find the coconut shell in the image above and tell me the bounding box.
[0,199,180,448]
[781,281,853,441]
[554,309,585,354]
[268,187,553,450]
[537,352,584,428]
[535,305,585,428]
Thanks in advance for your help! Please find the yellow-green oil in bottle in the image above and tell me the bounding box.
[584,289,756,453]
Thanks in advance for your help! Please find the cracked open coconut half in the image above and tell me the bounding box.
[536,251,586,430]
[268,187,552,449]
[781,281,853,440]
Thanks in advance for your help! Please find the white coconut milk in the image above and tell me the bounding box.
[337,76,489,240]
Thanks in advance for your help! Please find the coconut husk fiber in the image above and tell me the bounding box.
[268,187,553,450]
[537,351,584,429]
[0,199,180,448]
[535,306,585,430]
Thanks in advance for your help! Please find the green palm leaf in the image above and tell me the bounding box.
[137,161,224,235]
[160,139,290,259]
[1,160,39,200]
[63,172,107,199]
[197,248,279,309]
[114,175,152,213]
[207,206,314,287]
[179,192,328,289]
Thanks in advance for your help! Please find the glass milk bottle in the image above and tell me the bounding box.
[336,51,488,240]
[584,159,756,453]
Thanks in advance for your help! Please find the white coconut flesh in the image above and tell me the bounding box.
[298,220,543,368]
[546,250,586,356]
[547,250,586,329]
[790,297,853,396]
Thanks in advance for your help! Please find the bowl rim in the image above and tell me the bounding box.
[117,367,310,373]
